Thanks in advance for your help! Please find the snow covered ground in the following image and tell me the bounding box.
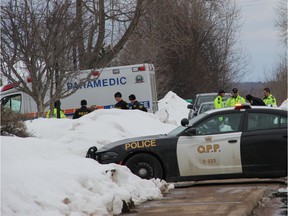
[1,91,287,216]
[1,91,189,216]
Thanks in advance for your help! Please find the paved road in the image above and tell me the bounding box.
[122,178,286,216]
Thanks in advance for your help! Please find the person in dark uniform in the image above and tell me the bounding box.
[114,92,129,109]
[246,94,266,106]
[129,94,148,112]
[73,99,91,119]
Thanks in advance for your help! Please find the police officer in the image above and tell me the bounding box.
[214,89,225,109]
[245,94,265,106]
[263,87,277,107]
[46,100,66,118]
[114,92,129,109]
[225,88,246,107]
[129,94,148,112]
[73,99,91,119]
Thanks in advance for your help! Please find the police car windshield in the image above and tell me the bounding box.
[166,126,186,136]
[167,113,208,136]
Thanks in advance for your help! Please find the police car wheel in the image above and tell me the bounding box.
[125,154,163,180]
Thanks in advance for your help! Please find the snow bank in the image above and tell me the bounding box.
[2,91,189,216]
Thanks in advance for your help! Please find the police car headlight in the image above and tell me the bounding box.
[100,151,119,161]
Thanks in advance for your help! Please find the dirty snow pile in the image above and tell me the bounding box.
[156,91,190,125]
[1,91,189,216]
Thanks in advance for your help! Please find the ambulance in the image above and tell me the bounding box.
[0,63,158,118]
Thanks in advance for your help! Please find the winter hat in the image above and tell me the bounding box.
[114,92,122,98]
[129,94,136,100]
[232,88,238,93]
[246,94,253,101]
[54,100,61,107]
[81,99,87,106]
[218,89,225,94]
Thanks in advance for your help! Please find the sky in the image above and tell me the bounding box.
[2,0,282,84]
[236,0,284,82]
[1,91,287,216]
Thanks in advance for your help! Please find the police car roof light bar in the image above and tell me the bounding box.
[235,103,251,110]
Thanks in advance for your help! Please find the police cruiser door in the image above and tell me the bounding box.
[177,112,243,177]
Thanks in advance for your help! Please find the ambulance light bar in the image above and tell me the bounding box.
[92,71,100,76]
[132,66,146,72]
[112,69,120,74]
[1,82,20,92]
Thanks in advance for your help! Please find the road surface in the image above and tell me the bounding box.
[122,178,286,216]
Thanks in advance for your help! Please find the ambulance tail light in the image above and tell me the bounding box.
[1,82,20,92]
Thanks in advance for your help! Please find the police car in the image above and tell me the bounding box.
[86,104,287,182]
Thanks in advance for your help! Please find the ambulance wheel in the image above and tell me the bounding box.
[125,153,163,180]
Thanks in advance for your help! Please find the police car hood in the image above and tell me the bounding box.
[99,134,168,151]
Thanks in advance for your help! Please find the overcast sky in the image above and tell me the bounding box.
[236,0,284,82]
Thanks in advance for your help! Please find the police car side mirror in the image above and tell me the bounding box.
[86,146,98,159]
[185,127,196,136]
[187,104,193,109]
[181,118,189,126]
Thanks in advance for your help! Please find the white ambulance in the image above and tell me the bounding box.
[1,63,158,118]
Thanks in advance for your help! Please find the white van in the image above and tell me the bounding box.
[1,63,158,118]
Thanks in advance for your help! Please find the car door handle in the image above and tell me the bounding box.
[228,140,237,143]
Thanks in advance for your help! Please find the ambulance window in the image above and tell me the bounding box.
[1,94,22,113]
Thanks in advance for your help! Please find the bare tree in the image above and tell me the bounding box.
[1,0,146,117]
[275,0,287,45]
[267,55,287,105]
[117,0,247,99]
[1,0,81,117]
[75,0,146,69]
[264,0,288,105]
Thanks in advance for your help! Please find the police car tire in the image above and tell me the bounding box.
[125,153,163,180]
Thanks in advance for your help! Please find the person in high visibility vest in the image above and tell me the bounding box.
[263,87,277,107]
[46,100,66,118]
[214,89,226,109]
[225,88,246,107]
[214,89,226,125]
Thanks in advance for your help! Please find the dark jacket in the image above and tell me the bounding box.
[115,100,129,109]
[246,95,266,106]
[131,101,148,112]
[73,106,91,119]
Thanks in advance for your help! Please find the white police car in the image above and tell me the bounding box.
[86,104,287,182]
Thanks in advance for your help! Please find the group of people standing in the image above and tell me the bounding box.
[114,91,148,112]
[214,87,277,109]
[46,91,147,119]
